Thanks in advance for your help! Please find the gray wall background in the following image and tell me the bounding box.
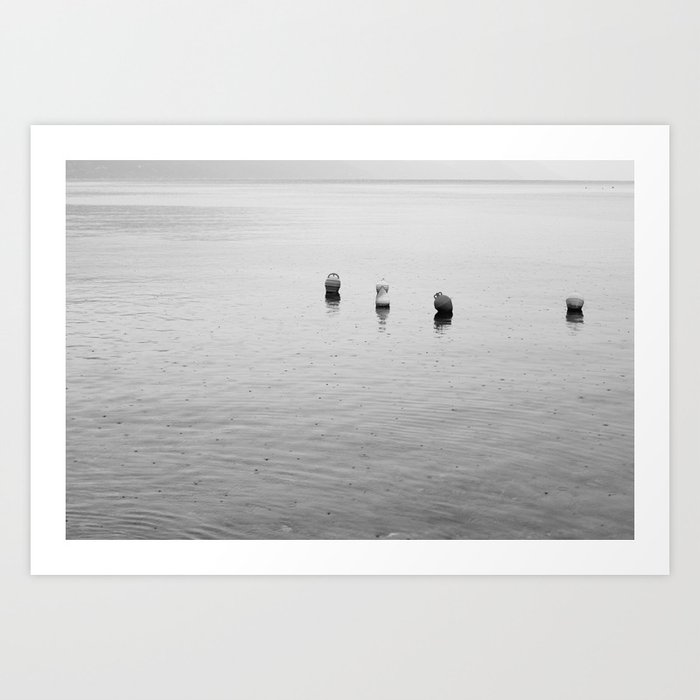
[2,1,696,698]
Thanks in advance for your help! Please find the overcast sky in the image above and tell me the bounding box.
[68,160,633,181]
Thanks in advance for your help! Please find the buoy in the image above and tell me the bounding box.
[566,294,584,311]
[325,273,341,295]
[433,292,453,316]
[375,279,390,307]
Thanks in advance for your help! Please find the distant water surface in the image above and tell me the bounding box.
[66,179,634,539]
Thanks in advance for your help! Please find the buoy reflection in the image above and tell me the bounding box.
[434,312,452,332]
[566,309,584,324]
[325,293,340,313]
[376,307,390,331]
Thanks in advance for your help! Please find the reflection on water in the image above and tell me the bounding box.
[325,294,340,313]
[376,307,390,331]
[66,178,634,540]
[434,312,452,333]
[566,310,584,324]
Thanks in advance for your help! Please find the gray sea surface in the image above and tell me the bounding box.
[66,179,634,539]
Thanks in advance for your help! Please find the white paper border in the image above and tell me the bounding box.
[31,125,669,575]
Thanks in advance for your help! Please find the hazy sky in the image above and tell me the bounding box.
[68,160,633,182]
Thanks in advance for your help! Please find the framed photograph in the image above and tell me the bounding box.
[31,125,668,574]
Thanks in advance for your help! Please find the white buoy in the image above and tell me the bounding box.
[375,279,390,307]
[566,294,584,311]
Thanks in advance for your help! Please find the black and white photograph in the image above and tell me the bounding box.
[9,4,694,698]
[65,158,634,541]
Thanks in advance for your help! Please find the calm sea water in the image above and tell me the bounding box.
[66,179,634,539]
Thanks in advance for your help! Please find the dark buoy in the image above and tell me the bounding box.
[566,294,584,312]
[433,292,453,316]
[566,294,583,322]
[325,273,341,295]
[376,279,390,308]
